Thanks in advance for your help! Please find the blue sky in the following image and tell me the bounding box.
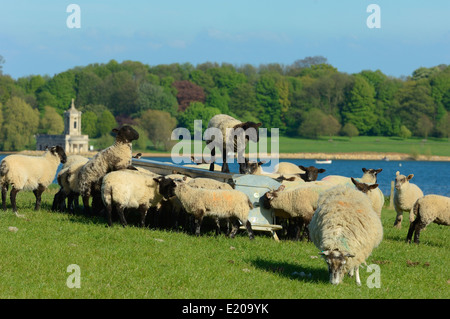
[1,0,449,79]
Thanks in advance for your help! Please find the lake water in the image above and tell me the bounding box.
[1,155,448,197]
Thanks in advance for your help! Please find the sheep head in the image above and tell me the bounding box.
[239,158,265,174]
[263,185,285,208]
[362,168,382,183]
[233,121,262,143]
[351,177,379,194]
[50,145,67,164]
[319,249,355,285]
[298,165,326,182]
[112,125,139,144]
[395,171,414,190]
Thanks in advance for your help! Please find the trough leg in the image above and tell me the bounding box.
[2,183,8,211]
[10,187,20,213]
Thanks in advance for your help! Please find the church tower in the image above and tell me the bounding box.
[64,98,82,136]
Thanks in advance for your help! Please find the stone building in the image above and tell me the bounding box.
[36,99,89,153]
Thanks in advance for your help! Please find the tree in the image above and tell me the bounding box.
[177,102,221,134]
[321,114,341,138]
[173,80,205,112]
[0,97,39,150]
[139,110,177,151]
[298,108,326,138]
[341,75,377,135]
[341,123,359,139]
[137,82,178,116]
[399,125,412,139]
[416,115,433,138]
[81,111,98,137]
[256,74,285,132]
[40,106,64,134]
[0,55,4,74]
[436,112,450,139]
[96,110,117,136]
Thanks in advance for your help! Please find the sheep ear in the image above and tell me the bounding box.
[376,168,382,173]
[258,161,265,166]
[396,171,400,176]
[319,250,330,256]
[153,176,163,183]
[362,168,367,173]
[276,185,285,192]
[351,177,358,186]
[369,184,379,190]
[182,176,187,181]
[299,165,306,171]
[344,253,355,258]
[112,128,119,134]
[318,168,326,173]
[407,174,414,181]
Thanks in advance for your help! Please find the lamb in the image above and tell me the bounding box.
[406,195,450,244]
[274,163,325,182]
[393,171,423,228]
[309,185,383,285]
[205,114,261,173]
[1,146,67,213]
[78,125,139,215]
[101,169,169,227]
[321,168,382,185]
[350,177,384,218]
[263,182,333,240]
[160,177,255,239]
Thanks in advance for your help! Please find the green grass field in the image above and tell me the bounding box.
[0,185,448,299]
[127,136,450,158]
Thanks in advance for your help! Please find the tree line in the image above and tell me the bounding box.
[0,55,449,151]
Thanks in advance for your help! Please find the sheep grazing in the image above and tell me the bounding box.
[160,177,255,239]
[309,185,383,285]
[78,125,139,215]
[406,195,450,244]
[1,146,67,213]
[101,169,166,227]
[393,171,423,228]
[205,114,261,173]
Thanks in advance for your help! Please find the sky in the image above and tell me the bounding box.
[0,0,449,79]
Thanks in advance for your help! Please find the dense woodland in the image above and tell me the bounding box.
[0,55,449,151]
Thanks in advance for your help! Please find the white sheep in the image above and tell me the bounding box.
[393,171,423,228]
[160,177,255,239]
[1,146,67,213]
[274,162,304,175]
[205,114,261,173]
[78,125,139,215]
[406,194,450,244]
[309,185,383,285]
[101,169,168,227]
[263,181,334,240]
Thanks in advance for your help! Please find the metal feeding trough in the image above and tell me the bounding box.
[132,158,283,240]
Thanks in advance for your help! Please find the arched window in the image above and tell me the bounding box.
[74,121,77,129]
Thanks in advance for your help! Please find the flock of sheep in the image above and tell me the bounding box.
[0,114,449,286]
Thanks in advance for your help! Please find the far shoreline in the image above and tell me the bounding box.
[2,150,450,162]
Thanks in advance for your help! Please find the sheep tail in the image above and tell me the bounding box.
[247,197,254,209]
[410,200,420,223]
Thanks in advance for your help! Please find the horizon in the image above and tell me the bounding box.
[1,1,449,79]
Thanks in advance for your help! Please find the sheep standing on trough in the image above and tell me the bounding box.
[78,125,139,215]
[205,114,261,173]
[160,177,255,239]
[1,146,67,213]
[309,185,383,285]
[393,171,423,228]
[406,194,450,244]
[101,169,167,227]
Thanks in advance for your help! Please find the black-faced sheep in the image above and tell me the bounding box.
[205,114,261,173]
[78,125,139,215]
[1,146,67,213]
[159,177,255,239]
[406,194,450,244]
[309,185,383,285]
[393,171,423,228]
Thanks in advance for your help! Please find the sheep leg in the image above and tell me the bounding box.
[2,183,8,211]
[355,267,361,286]
[209,148,216,172]
[67,192,77,214]
[138,204,148,227]
[117,205,127,227]
[215,217,221,235]
[245,220,255,240]
[393,209,403,228]
[413,217,426,244]
[105,203,113,227]
[81,195,91,215]
[10,187,20,213]
[229,217,240,238]
[406,219,417,243]
[194,215,203,236]
[221,151,230,173]
[33,184,46,211]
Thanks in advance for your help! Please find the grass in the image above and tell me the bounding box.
[0,185,448,299]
